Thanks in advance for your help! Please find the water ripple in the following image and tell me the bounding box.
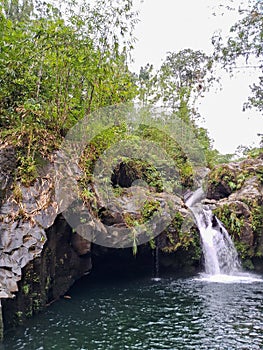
[3,274,263,350]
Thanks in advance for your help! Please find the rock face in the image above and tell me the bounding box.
[0,143,16,205]
[0,142,202,338]
[2,215,91,329]
[0,142,57,300]
[205,155,263,270]
[0,143,92,333]
[1,139,263,338]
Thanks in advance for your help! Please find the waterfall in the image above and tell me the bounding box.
[186,188,241,275]
[153,246,160,279]
[152,236,161,281]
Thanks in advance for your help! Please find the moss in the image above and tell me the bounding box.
[1,125,60,186]
[213,204,245,239]
[141,199,160,220]
[213,199,263,262]
[22,284,30,296]
[12,182,23,203]
[208,159,263,199]
[162,212,201,261]
[242,259,254,270]
[251,204,263,256]
[123,212,139,227]
[15,311,24,325]
[80,123,194,201]
[234,240,252,260]
[17,155,38,186]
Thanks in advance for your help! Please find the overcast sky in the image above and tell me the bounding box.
[130,0,262,154]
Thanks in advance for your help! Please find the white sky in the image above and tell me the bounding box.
[130,0,262,154]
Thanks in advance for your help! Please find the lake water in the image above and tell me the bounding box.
[2,270,263,350]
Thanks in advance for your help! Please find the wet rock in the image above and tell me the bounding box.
[229,176,262,203]
[1,215,92,330]
[208,155,263,265]
[0,301,3,341]
[0,143,16,200]
[71,233,91,256]
[0,151,91,335]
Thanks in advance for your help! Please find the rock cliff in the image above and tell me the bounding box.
[0,141,201,337]
[1,139,262,338]
[0,143,91,333]
[205,154,263,270]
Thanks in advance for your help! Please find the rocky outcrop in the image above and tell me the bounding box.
[0,141,203,338]
[97,184,201,273]
[1,215,91,329]
[0,143,16,208]
[1,137,262,339]
[0,143,92,334]
[205,155,263,270]
[0,158,56,299]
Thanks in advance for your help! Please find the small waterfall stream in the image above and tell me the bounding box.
[186,188,241,275]
[152,235,161,281]
[153,246,160,280]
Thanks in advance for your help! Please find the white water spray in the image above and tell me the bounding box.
[186,188,240,276]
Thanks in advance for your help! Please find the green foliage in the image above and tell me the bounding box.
[81,123,128,181]
[242,258,255,270]
[136,124,194,189]
[251,204,263,257]
[208,164,236,188]
[157,49,215,117]
[208,155,263,201]
[162,212,201,260]
[194,127,228,168]
[246,147,263,160]
[0,15,136,131]
[141,199,160,220]
[17,155,38,186]
[213,203,254,261]
[137,64,158,106]
[234,240,252,260]
[0,0,138,184]
[1,0,34,21]
[79,119,195,207]
[22,284,30,295]
[136,50,221,168]
[213,0,263,112]
[213,201,263,261]
[213,204,245,238]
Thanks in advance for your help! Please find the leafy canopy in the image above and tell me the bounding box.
[213,0,263,112]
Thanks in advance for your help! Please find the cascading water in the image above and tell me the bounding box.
[152,236,161,281]
[153,246,160,280]
[186,188,241,275]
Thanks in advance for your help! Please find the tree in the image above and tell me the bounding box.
[157,49,215,122]
[213,0,263,112]
[0,0,138,184]
[1,0,34,21]
[137,64,158,106]
[135,49,219,167]
[0,0,138,130]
